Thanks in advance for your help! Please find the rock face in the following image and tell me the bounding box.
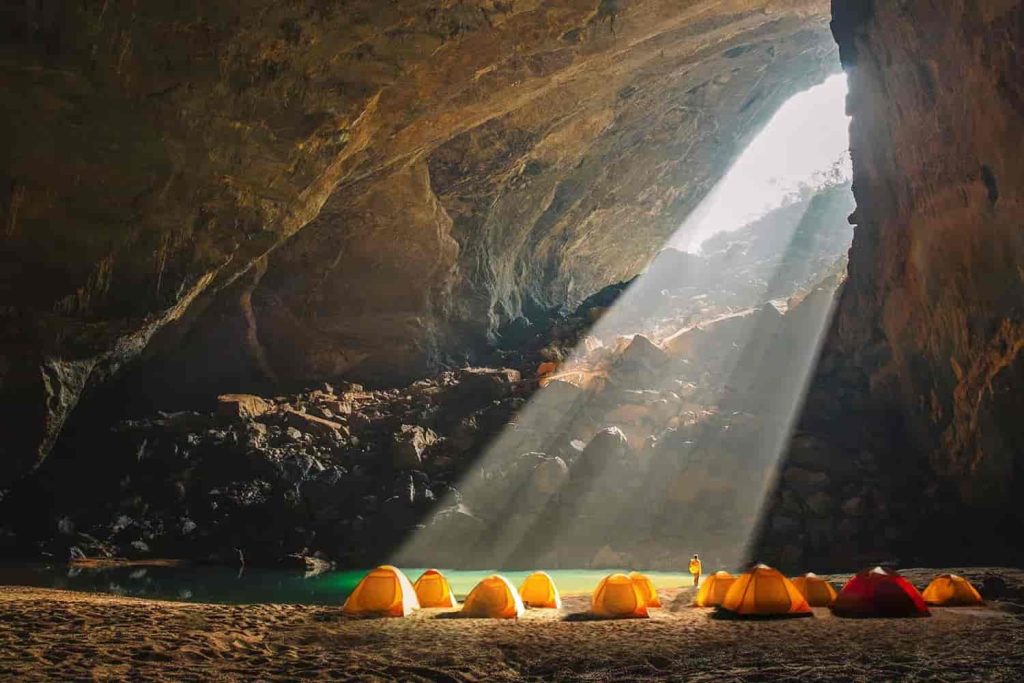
[0,222,852,568]
[7,0,1018,574]
[757,0,1024,569]
[0,1,838,486]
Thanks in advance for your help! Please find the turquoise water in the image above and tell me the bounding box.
[0,563,688,606]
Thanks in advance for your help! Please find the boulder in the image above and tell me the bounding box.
[242,422,269,448]
[454,367,522,402]
[216,394,273,420]
[529,455,569,496]
[392,425,439,470]
[284,409,349,440]
[608,335,671,388]
[573,427,631,482]
[307,405,335,420]
[330,401,354,415]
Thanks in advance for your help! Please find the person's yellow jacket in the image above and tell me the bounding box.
[688,558,702,575]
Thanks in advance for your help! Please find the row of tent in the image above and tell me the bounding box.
[342,564,984,619]
[690,565,983,618]
[343,566,661,618]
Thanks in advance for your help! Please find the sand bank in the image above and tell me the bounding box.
[1,569,1022,681]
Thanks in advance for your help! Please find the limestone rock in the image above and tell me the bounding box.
[392,425,439,471]
[529,455,570,497]
[453,367,522,403]
[619,335,669,371]
[0,0,838,483]
[284,409,348,440]
[216,395,273,420]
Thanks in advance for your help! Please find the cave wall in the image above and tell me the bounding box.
[834,0,1023,509]
[150,1,842,391]
[759,0,1024,568]
[1,0,839,482]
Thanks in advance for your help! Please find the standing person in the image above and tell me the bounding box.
[688,554,702,587]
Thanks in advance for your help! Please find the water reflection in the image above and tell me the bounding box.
[0,564,684,605]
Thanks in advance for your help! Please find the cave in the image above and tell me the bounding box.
[0,1,1022,679]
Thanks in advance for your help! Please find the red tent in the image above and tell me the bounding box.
[831,567,930,618]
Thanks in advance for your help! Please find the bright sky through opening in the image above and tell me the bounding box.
[678,73,851,252]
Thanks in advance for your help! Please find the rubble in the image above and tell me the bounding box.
[4,181,892,571]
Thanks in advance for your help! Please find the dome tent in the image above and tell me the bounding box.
[413,568,458,608]
[342,565,420,617]
[519,571,562,609]
[791,572,838,607]
[718,564,812,618]
[921,574,984,606]
[694,571,736,607]
[461,575,525,619]
[831,567,930,618]
[628,571,662,608]
[591,573,650,619]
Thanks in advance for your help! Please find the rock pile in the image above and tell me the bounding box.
[0,183,864,570]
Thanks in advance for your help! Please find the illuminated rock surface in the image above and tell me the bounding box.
[0,0,837,485]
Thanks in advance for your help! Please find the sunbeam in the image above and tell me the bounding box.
[392,75,854,575]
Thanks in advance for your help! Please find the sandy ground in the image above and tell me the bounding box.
[0,569,1022,682]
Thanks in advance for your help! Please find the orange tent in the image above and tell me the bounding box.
[922,574,984,606]
[694,570,736,607]
[461,575,525,619]
[591,573,649,619]
[342,565,419,617]
[719,564,812,618]
[791,572,838,607]
[628,571,662,608]
[831,567,930,618]
[519,571,562,609]
[413,569,458,608]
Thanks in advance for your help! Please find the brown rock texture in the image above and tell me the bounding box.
[0,0,840,485]
[759,0,1024,567]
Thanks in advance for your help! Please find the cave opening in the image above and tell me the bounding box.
[392,74,856,572]
[676,73,852,253]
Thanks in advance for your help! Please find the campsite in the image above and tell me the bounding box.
[1,567,1020,681]
[2,1,1023,680]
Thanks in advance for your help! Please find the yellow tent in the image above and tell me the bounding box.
[519,571,562,609]
[719,564,812,617]
[694,570,736,607]
[461,575,525,619]
[791,572,838,607]
[628,571,662,608]
[342,565,419,617]
[922,574,984,606]
[591,573,650,619]
[413,568,458,608]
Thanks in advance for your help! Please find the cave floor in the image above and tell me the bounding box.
[1,571,1022,682]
